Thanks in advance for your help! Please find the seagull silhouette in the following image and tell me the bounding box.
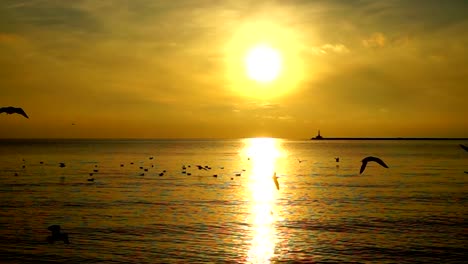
[272,172,280,190]
[459,144,468,152]
[196,165,207,170]
[47,225,69,244]
[360,156,389,174]
[0,106,29,118]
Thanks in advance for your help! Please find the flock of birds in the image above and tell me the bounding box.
[4,106,468,243]
[21,152,395,244]
[40,154,391,244]
[16,157,246,183]
[43,145,466,244]
[3,105,463,177]
[15,154,393,189]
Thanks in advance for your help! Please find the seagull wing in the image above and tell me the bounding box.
[0,107,29,118]
[460,144,468,152]
[361,156,389,174]
[359,161,368,174]
[15,107,29,118]
[272,173,279,190]
[0,107,15,114]
[369,157,389,168]
[273,177,279,190]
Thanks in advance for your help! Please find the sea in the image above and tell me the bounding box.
[0,138,466,263]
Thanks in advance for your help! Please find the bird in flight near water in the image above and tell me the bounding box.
[0,106,29,118]
[360,156,389,174]
[272,172,280,190]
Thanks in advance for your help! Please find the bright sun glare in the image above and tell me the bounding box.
[243,138,282,263]
[245,44,282,83]
[225,19,304,98]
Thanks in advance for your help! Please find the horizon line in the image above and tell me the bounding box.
[0,137,467,141]
[310,137,468,140]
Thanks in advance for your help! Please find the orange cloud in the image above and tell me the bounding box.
[311,43,350,55]
[0,33,21,43]
[362,32,386,48]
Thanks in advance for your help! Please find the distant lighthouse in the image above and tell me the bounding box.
[311,130,323,140]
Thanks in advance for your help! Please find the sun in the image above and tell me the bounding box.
[245,44,282,83]
[224,18,306,98]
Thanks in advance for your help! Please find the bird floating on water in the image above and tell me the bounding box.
[360,156,389,174]
[0,106,29,118]
[47,225,69,244]
[196,165,207,170]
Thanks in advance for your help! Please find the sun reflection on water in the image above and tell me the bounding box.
[242,138,283,263]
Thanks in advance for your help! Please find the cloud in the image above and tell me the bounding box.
[362,32,387,48]
[1,0,100,32]
[0,32,22,43]
[311,43,350,55]
[1,0,467,138]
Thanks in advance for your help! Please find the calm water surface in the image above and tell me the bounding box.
[0,139,466,263]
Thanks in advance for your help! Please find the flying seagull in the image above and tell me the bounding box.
[360,156,389,174]
[272,172,280,190]
[459,144,468,152]
[0,106,29,118]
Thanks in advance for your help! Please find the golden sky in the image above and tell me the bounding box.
[1,0,467,138]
